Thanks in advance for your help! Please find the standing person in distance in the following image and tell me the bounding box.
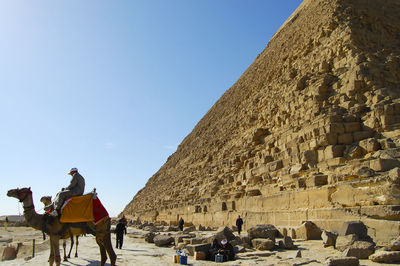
[115,219,127,249]
[236,215,244,235]
[178,217,184,231]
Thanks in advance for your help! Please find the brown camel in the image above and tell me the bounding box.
[40,195,80,261]
[7,187,116,266]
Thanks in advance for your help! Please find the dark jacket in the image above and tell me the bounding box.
[115,222,127,236]
[220,242,235,261]
[236,217,243,227]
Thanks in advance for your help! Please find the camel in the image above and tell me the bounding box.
[7,187,116,266]
[40,195,80,261]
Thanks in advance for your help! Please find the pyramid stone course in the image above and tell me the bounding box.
[123,0,400,245]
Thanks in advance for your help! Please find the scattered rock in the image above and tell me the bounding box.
[212,226,236,242]
[339,221,369,240]
[295,221,322,240]
[390,236,400,251]
[153,235,174,247]
[325,256,359,266]
[247,224,279,240]
[1,245,17,261]
[369,251,400,263]
[322,230,338,247]
[144,232,156,243]
[183,225,196,233]
[335,234,358,252]
[185,243,211,256]
[342,241,375,259]
[251,238,275,251]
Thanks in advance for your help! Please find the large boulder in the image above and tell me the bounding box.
[251,238,275,251]
[335,234,358,252]
[153,235,174,247]
[247,224,279,240]
[183,225,196,233]
[322,230,338,247]
[278,236,295,250]
[325,256,359,266]
[339,221,368,240]
[390,236,400,251]
[369,251,400,263]
[343,241,375,259]
[185,243,211,256]
[212,226,236,242]
[144,232,156,243]
[295,221,322,240]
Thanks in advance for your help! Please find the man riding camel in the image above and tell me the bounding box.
[45,168,85,216]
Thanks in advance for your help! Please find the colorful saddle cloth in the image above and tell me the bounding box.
[60,194,109,224]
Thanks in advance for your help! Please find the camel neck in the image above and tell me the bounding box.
[22,193,44,231]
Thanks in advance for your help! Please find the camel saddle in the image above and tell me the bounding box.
[60,193,109,224]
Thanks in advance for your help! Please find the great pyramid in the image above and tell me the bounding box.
[123,0,400,244]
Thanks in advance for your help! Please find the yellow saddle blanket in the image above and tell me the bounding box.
[60,194,94,223]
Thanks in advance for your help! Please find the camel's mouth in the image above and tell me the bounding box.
[7,189,16,197]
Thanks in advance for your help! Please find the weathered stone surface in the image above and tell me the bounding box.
[153,235,174,247]
[322,230,338,247]
[325,256,359,266]
[186,243,211,256]
[122,0,400,246]
[212,226,236,242]
[183,225,196,233]
[247,224,279,240]
[343,241,375,259]
[390,237,400,251]
[251,238,275,251]
[144,232,156,243]
[369,251,400,263]
[339,222,368,239]
[295,221,322,240]
[335,234,358,252]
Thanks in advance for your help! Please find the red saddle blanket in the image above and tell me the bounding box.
[60,194,109,224]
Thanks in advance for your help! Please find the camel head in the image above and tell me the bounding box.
[40,196,52,205]
[7,187,32,202]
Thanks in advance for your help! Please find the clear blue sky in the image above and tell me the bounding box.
[0,0,302,217]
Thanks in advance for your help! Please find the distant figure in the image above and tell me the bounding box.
[219,239,235,261]
[115,219,127,249]
[236,215,244,235]
[178,217,184,231]
[4,217,9,231]
[44,168,85,216]
[208,238,222,261]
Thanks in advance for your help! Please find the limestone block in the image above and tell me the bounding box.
[246,189,261,196]
[326,123,345,134]
[247,224,279,240]
[344,122,361,133]
[306,174,328,187]
[194,251,206,260]
[268,160,283,171]
[353,131,374,142]
[283,236,295,249]
[390,236,400,251]
[183,225,196,233]
[251,238,275,251]
[358,138,380,153]
[322,230,338,247]
[339,221,369,239]
[295,221,322,240]
[301,150,318,166]
[369,251,400,263]
[186,243,211,256]
[145,232,156,243]
[389,167,400,183]
[324,145,344,159]
[356,167,375,177]
[335,234,358,252]
[325,256,359,266]
[289,163,305,174]
[213,226,236,241]
[370,159,400,172]
[338,133,353,145]
[153,235,174,246]
[345,145,365,159]
[378,139,396,149]
[343,241,375,259]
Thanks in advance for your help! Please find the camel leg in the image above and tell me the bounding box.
[63,239,68,261]
[74,236,79,257]
[48,238,54,266]
[67,236,74,258]
[96,235,108,266]
[104,233,117,266]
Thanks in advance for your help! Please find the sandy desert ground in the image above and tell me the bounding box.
[1,226,397,265]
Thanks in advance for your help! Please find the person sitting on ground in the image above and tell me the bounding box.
[219,239,235,261]
[207,238,222,261]
[44,168,85,216]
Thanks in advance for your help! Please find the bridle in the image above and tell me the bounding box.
[16,188,32,202]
